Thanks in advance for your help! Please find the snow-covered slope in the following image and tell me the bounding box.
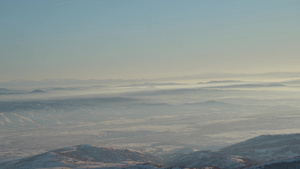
[0,151,73,169]
[219,134,300,161]
[2,134,300,169]
[244,156,300,169]
[166,134,300,169]
[0,145,161,169]
[165,152,257,169]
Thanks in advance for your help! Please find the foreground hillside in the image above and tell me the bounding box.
[0,145,218,169]
[0,145,162,169]
[2,134,300,169]
[165,133,300,169]
[244,156,300,169]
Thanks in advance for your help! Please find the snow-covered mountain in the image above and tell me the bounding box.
[219,134,300,161]
[2,133,300,169]
[166,134,300,169]
[0,145,162,169]
[165,151,257,169]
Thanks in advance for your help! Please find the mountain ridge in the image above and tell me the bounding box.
[2,133,300,169]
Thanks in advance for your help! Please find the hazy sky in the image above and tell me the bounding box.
[0,0,299,81]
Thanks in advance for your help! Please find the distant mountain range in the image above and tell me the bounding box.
[0,79,131,88]
[1,72,300,88]
[2,133,300,169]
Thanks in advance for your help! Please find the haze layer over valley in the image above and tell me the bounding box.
[1,73,300,163]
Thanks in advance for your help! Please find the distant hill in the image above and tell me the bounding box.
[31,89,46,93]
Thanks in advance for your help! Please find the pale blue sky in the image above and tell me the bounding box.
[0,0,299,81]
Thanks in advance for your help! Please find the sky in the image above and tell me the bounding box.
[0,0,299,82]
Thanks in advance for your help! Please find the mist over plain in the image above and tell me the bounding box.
[1,73,300,162]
